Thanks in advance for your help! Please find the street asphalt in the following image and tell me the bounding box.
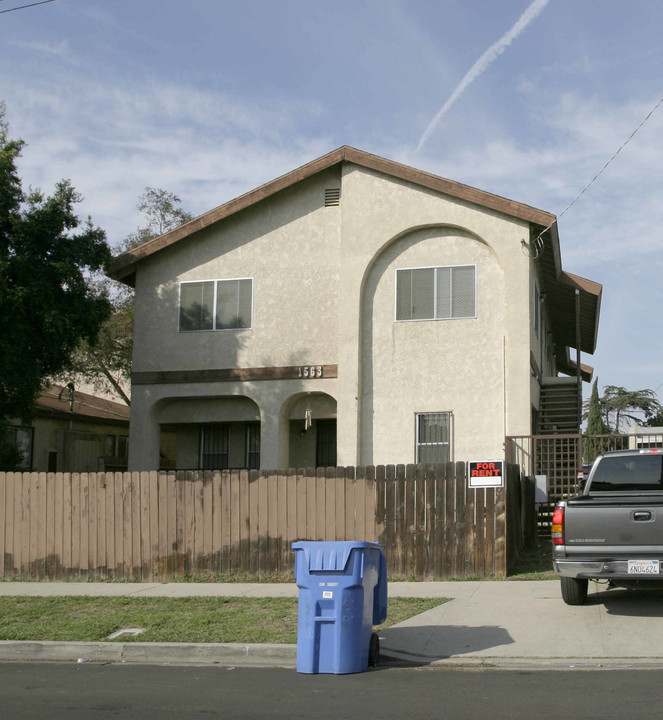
[1,579,662,670]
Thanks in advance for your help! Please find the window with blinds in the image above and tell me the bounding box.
[396,265,476,321]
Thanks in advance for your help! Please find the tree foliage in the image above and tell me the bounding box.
[583,378,611,461]
[65,186,193,404]
[122,187,193,252]
[0,106,112,435]
[643,411,663,428]
[63,281,133,405]
[584,384,662,435]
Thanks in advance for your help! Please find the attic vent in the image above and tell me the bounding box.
[325,188,341,207]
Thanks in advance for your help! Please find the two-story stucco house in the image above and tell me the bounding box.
[108,147,601,472]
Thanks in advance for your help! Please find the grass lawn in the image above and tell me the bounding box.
[0,596,447,644]
[507,542,555,580]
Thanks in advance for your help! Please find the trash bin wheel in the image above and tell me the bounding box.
[369,632,380,667]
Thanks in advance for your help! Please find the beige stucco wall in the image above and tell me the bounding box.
[360,227,505,463]
[336,165,532,465]
[128,162,538,470]
[132,168,342,374]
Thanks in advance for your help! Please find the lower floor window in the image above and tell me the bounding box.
[245,423,260,470]
[200,423,260,470]
[201,425,230,469]
[416,412,452,463]
[3,425,33,470]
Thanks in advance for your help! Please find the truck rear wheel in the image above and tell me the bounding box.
[560,577,588,605]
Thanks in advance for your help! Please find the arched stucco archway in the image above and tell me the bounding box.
[358,225,506,465]
[152,395,261,469]
[278,391,338,468]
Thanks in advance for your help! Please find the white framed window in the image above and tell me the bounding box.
[396,265,476,322]
[415,412,453,463]
[179,278,253,331]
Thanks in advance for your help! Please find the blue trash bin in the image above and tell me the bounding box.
[293,540,387,674]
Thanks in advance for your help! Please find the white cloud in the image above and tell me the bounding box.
[404,89,663,271]
[3,66,330,248]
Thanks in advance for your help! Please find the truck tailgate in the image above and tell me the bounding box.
[564,496,663,551]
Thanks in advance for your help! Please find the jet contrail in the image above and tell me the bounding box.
[415,0,550,154]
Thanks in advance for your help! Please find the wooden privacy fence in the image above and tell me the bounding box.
[0,463,511,581]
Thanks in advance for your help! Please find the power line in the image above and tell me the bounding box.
[0,0,56,14]
[531,93,663,255]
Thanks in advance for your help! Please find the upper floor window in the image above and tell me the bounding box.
[179,278,253,331]
[396,265,476,322]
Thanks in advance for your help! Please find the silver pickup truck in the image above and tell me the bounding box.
[552,448,663,605]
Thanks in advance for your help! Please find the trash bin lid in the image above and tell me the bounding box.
[292,541,381,572]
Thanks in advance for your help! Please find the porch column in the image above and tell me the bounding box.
[127,389,161,471]
[259,407,280,469]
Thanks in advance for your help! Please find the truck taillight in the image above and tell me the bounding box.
[551,505,564,545]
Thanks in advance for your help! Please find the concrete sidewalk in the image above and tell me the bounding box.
[1,580,662,670]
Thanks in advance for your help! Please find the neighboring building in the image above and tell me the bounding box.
[6,383,130,472]
[628,426,663,449]
[108,146,601,472]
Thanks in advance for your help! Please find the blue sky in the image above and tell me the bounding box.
[2,0,663,404]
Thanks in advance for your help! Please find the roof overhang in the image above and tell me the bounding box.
[107,145,564,285]
[107,146,602,374]
[556,349,595,383]
[532,222,602,358]
[36,385,130,424]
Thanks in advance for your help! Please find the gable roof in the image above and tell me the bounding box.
[108,145,558,284]
[107,145,601,359]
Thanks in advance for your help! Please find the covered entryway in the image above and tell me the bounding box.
[155,395,261,470]
[281,392,337,468]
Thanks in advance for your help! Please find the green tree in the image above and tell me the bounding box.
[63,187,193,404]
[643,411,663,427]
[584,378,611,461]
[596,385,661,434]
[63,282,133,405]
[0,106,111,466]
[122,187,193,251]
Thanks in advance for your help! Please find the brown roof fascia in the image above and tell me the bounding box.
[558,270,603,297]
[342,147,556,227]
[108,147,348,281]
[556,349,594,383]
[108,145,558,283]
[37,385,130,424]
[560,270,603,354]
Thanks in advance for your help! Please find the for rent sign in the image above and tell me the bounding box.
[468,460,504,488]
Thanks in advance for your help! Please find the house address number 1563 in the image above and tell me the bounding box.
[298,366,324,378]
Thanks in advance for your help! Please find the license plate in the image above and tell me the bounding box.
[628,560,660,575]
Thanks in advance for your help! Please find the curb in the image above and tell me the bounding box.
[4,641,663,671]
[379,650,663,671]
[0,641,296,668]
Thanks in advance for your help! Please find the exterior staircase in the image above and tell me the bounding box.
[536,377,580,434]
[535,377,582,531]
